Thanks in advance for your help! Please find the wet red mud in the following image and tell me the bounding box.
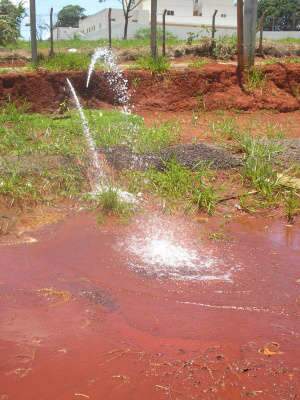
[0,213,299,399]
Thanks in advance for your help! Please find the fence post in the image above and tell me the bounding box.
[151,0,158,59]
[258,14,265,56]
[29,0,38,63]
[211,9,218,56]
[49,7,54,57]
[244,0,258,68]
[237,0,244,75]
[108,8,112,48]
[162,9,167,57]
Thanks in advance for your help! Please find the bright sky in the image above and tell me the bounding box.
[17,0,122,39]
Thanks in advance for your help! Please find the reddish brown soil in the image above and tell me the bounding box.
[0,64,300,113]
[140,109,300,141]
[0,212,299,399]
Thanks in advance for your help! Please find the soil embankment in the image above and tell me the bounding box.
[0,63,299,113]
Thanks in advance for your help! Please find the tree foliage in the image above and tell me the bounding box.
[57,5,86,28]
[0,0,25,45]
[258,0,300,30]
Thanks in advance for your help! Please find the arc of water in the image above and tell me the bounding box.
[86,47,131,114]
[66,78,105,193]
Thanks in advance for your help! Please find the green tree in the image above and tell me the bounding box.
[258,0,300,30]
[56,5,86,28]
[0,0,25,45]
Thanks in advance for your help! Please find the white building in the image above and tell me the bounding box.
[55,0,238,41]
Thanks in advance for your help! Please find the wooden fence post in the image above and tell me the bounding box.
[162,9,167,57]
[108,8,112,48]
[211,9,218,56]
[151,0,158,59]
[258,14,265,56]
[49,8,54,57]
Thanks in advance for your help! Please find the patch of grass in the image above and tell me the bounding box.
[35,52,95,71]
[276,38,300,45]
[0,103,180,205]
[88,110,180,153]
[211,117,238,140]
[92,188,134,223]
[127,160,218,215]
[284,190,300,223]
[135,55,170,73]
[2,37,182,51]
[238,135,282,199]
[189,59,209,69]
[284,57,300,64]
[264,123,285,140]
[213,35,237,60]
[246,67,266,91]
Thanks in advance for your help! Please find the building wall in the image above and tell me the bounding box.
[141,0,237,27]
[53,27,80,40]
[260,31,300,40]
[78,8,149,39]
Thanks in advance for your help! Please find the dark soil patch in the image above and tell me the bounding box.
[101,143,242,171]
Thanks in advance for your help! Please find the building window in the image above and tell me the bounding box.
[132,19,138,23]
[167,10,174,16]
[111,18,116,22]
[221,13,227,18]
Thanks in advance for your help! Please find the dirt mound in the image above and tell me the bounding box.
[0,64,299,113]
[101,143,241,171]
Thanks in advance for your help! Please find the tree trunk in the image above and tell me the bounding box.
[151,0,158,59]
[123,13,129,40]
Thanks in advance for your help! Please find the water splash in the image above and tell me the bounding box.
[86,47,131,114]
[66,78,137,203]
[66,78,106,193]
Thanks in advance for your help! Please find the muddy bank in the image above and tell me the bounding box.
[0,64,300,113]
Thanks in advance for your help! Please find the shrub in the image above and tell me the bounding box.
[213,35,237,60]
[35,52,93,71]
[136,55,170,73]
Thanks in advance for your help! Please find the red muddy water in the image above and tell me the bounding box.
[0,213,299,399]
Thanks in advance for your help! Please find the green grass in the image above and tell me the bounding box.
[135,55,170,73]
[93,187,134,222]
[211,117,238,141]
[34,52,96,71]
[1,37,182,51]
[276,38,300,45]
[88,110,179,153]
[284,190,300,223]
[0,103,179,204]
[126,159,218,215]
[246,67,266,91]
[189,59,209,69]
[238,135,282,199]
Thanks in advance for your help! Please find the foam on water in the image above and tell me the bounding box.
[122,217,234,282]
